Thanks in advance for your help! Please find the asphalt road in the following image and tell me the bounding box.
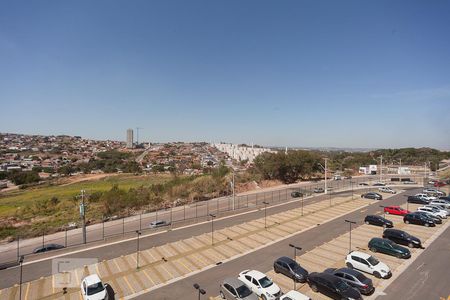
[380,224,450,300]
[0,186,363,289]
[136,188,423,300]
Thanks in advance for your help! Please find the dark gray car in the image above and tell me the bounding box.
[220,278,258,300]
[273,256,308,283]
[325,268,374,295]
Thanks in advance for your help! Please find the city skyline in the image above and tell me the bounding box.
[1,1,449,149]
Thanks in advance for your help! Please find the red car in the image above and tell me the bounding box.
[434,181,446,187]
[384,206,410,216]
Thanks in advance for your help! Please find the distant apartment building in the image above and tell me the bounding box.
[126,129,134,149]
[212,143,275,163]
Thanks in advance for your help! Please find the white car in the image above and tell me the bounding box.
[426,204,450,216]
[417,206,447,219]
[345,251,391,279]
[279,290,311,300]
[430,200,450,209]
[238,270,282,300]
[415,193,437,201]
[81,274,108,300]
[378,187,396,194]
[423,188,445,196]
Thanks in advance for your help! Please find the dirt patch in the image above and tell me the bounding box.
[59,173,121,186]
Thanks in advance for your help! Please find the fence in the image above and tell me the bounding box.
[0,175,425,266]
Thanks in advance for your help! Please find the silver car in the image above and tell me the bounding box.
[220,278,258,300]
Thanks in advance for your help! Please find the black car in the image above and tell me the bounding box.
[33,243,64,254]
[290,191,303,198]
[372,183,386,186]
[382,229,422,248]
[403,213,436,227]
[307,272,362,300]
[359,183,369,186]
[273,256,309,283]
[361,192,382,200]
[364,215,393,228]
[407,196,430,205]
[414,211,442,224]
[324,268,374,295]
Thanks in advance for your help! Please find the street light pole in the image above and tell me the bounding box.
[232,170,235,210]
[209,214,216,245]
[301,194,304,216]
[80,189,87,244]
[193,283,206,300]
[344,220,356,253]
[19,255,24,300]
[289,244,302,290]
[136,230,141,269]
[324,158,328,195]
[262,201,269,229]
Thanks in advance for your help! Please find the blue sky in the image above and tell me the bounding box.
[1,1,449,149]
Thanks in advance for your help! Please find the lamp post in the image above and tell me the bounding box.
[350,181,354,200]
[301,193,304,216]
[193,283,206,300]
[19,255,24,300]
[289,244,302,290]
[403,195,411,212]
[344,220,356,253]
[135,230,141,269]
[209,214,216,245]
[262,201,269,229]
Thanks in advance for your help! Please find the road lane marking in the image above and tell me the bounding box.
[142,269,155,286]
[123,276,135,294]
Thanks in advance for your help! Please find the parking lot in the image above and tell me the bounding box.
[209,202,449,300]
[0,193,376,300]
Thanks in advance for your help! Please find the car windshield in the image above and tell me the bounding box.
[367,256,379,266]
[236,285,252,297]
[259,276,273,288]
[336,280,349,291]
[87,282,105,295]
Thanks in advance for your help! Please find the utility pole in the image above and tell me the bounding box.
[324,158,328,195]
[80,190,87,244]
[379,155,383,182]
[231,170,235,210]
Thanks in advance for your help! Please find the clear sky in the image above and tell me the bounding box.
[1,1,449,149]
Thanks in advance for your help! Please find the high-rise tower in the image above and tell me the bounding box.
[126,129,134,148]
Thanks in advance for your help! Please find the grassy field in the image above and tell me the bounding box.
[0,174,173,218]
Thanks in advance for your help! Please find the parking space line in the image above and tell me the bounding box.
[142,269,155,286]
[122,276,136,294]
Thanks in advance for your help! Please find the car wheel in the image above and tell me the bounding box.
[346,262,353,269]
[405,220,410,224]
[382,224,387,228]
[425,223,430,227]
[385,211,390,214]
[311,284,318,292]
[373,271,381,278]
[219,291,225,299]
[365,221,370,225]
[370,247,377,253]
[396,253,402,258]
[261,295,267,300]
[408,242,414,248]
[274,267,279,273]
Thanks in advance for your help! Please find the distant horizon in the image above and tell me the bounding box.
[2,131,449,152]
[1,1,449,150]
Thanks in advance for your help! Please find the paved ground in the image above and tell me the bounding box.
[207,201,449,300]
[0,191,379,299]
[379,224,450,300]
[137,189,424,300]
